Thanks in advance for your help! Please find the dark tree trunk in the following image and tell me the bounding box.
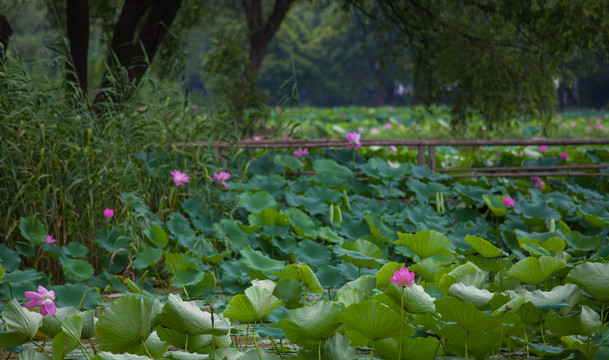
[243,0,295,77]
[0,15,13,64]
[66,0,90,98]
[94,0,182,105]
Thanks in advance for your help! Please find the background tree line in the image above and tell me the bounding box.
[2,0,609,134]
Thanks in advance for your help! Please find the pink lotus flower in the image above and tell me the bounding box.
[252,136,264,141]
[170,169,190,186]
[45,235,56,244]
[103,208,114,219]
[559,152,568,160]
[519,151,524,157]
[292,148,309,157]
[213,171,231,188]
[383,123,392,130]
[339,112,344,117]
[283,136,293,140]
[539,145,548,153]
[390,267,415,287]
[390,145,398,153]
[397,124,404,130]
[25,286,56,316]
[346,132,362,150]
[531,176,544,190]
[388,106,394,112]
[503,197,515,207]
[571,121,576,127]
[370,127,379,134]
[557,114,562,119]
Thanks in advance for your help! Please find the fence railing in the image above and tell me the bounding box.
[174,138,609,178]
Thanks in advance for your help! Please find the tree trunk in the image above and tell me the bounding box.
[0,15,12,64]
[94,0,183,105]
[66,0,90,98]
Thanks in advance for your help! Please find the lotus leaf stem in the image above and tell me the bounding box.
[398,286,404,360]
[253,321,263,360]
[53,315,92,359]
[318,338,322,360]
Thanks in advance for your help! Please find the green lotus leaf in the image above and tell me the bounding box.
[482,194,507,217]
[562,231,600,252]
[435,296,498,332]
[341,299,401,341]
[561,335,599,359]
[15,348,51,360]
[508,256,565,285]
[376,262,402,291]
[144,226,169,249]
[440,323,500,358]
[492,295,526,317]
[360,157,410,180]
[19,216,46,246]
[292,239,332,268]
[275,300,343,349]
[238,246,285,275]
[464,235,501,258]
[336,239,385,269]
[566,262,609,302]
[409,259,442,283]
[321,333,357,360]
[273,153,304,171]
[52,315,84,360]
[132,247,163,270]
[96,294,162,355]
[317,226,345,245]
[438,262,486,293]
[221,219,250,251]
[395,230,452,259]
[285,207,317,239]
[385,283,436,313]
[155,326,212,352]
[239,190,278,214]
[313,159,354,188]
[63,242,89,259]
[156,294,228,336]
[376,335,442,360]
[578,210,609,228]
[0,299,42,348]
[298,264,324,294]
[167,213,195,238]
[518,237,565,254]
[406,178,450,205]
[449,283,494,310]
[95,228,129,253]
[62,259,94,282]
[364,211,395,244]
[248,209,288,227]
[545,305,600,338]
[91,352,152,360]
[223,285,283,323]
[164,350,211,360]
[514,284,581,313]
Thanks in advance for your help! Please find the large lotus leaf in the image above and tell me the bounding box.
[360,157,410,181]
[275,300,343,349]
[435,296,498,332]
[62,259,95,282]
[482,194,507,217]
[320,333,357,360]
[375,262,402,291]
[285,207,317,239]
[464,235,501,258]
[156,294,228,336]
[19,216,47,246]
[313,159,354,188]
[566,262,609,302]
[514,284,581,313]
[341,299,401,341]
[508,256,565,285]
[518,237,565,254]
[385,283,436,313]
[406,178,450,205]
[438,262,486,293]
[292,239,332,268]
[578,210,609,228]
[220,219,250,251]
[273,153,304,171]
[518,200,561,226]
[239,190,278,214]
[337,239,385,269]
[440,323,500,357]
[51,315,84,360]
[454,183,488,207]
[41,308,95,339]
[336,275,376,307]
[562,231,600,252]
[96,228,130,253]
[562,335,599,359]
[364,211,395,244]
[144,226,169,249]
[376,335,442,360]
[96,294,162,354]
[53,283,101,310]
[238,246,285,275]
[317,227,345,245]
[298,264,324,294]
[409,259,442,283]
[306,185,342,203]
[286,192,328,216]
[164,350,211,360]
[223,286,283,323]
[248,209,288,227]
[15,348,51,360]
[0,299,42,348]
[91,352,152,360]
[545,305,600,338]
[155,326,211,352]
[132,248,164,270]
[449,283,494,310]
[395,230,452,259]
[167,213,195,238]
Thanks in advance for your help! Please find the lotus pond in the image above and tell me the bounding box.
[2,108,609,359]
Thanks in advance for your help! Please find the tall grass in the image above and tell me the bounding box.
[0,54,234,275]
